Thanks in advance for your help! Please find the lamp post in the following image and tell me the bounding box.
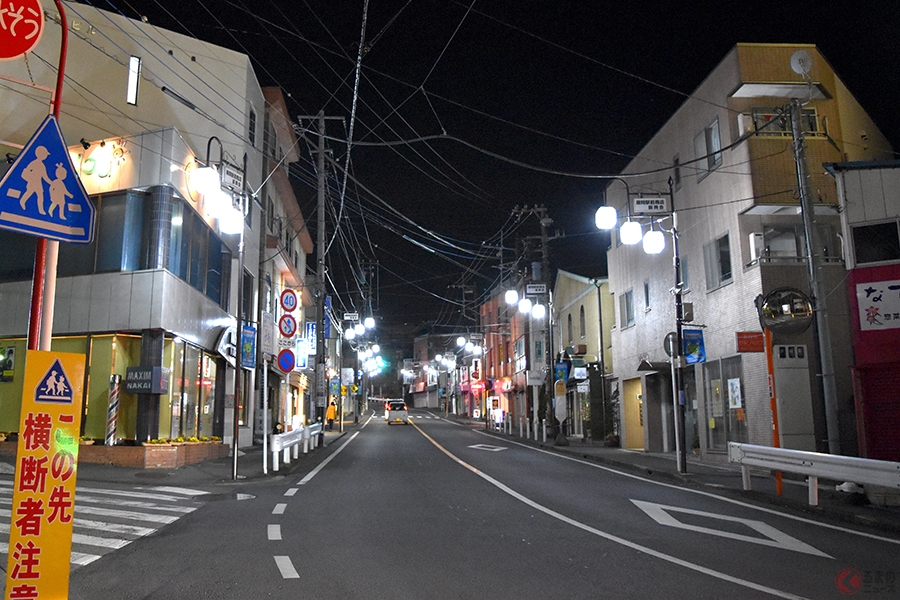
[194,137,247,480]
[595,178,687,473]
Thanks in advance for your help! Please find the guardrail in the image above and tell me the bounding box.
[727,442,900,505]
[270,423,323,472]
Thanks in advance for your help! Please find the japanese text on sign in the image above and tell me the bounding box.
[5,351,85,600]
[858,279,900,330]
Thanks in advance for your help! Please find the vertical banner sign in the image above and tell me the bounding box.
[105,374,121,447]
[6,350,86,600]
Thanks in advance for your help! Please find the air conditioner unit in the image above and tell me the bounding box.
[749,232,764,261]
[738,113,753,137]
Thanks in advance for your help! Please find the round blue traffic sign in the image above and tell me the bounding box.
[277,349,295,373]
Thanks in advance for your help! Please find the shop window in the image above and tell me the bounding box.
[704,356,748,451]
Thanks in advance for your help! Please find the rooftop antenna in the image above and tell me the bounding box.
[790,49,814,103]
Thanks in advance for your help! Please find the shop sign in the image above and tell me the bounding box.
[124,366,170,394]
[736,331,764,353]
[5,351,85,599]
[857,279,900,330]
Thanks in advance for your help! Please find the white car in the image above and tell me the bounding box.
[385,400,409,425]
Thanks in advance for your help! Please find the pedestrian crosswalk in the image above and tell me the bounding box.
[0,476,207,568]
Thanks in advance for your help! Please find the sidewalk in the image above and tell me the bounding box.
[0,425,353,490]
[472,420,900,535]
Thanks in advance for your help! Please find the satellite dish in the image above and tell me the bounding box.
[790,50,813,76]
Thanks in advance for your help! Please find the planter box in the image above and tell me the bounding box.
[0,441,228,469]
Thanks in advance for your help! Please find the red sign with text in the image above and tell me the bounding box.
[0,0,44,61]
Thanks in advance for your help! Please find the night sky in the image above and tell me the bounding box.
[117,0,900,349]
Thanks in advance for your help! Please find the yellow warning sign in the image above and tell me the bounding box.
[5,350,85,600]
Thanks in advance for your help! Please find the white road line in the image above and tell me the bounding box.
[298,432,359,485]
[72,517,156,537]
[419,425,811,600]
[284,488,298,497]
[72,505,179,524]
[64,494,197,513]
[268,524,282,540]
[0,480,190,503]
[0,545,101,566]
[140,486,209,496]
[274,555,300,579]
[0,523,131,550]
[273,503,287,515]
[485,431,900,546]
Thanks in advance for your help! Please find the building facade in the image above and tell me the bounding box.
[826,160,900,461]
[0,2,310,448]
[552,270,615,442]
[604,44,893,458]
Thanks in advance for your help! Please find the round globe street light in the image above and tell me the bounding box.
[594,177,686,474]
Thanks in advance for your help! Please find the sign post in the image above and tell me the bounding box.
[5,350,85,600]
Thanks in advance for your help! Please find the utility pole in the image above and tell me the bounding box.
[790,99,841,454]
[513,205,554,434]
[297,112,344,433]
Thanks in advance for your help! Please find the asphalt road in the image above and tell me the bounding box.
[66,409,900,599]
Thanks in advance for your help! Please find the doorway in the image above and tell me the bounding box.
[622,377,644,449]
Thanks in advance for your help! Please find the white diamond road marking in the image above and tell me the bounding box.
[631,499,832,558]
[468,444,508,452]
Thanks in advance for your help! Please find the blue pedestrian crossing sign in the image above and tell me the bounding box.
[36,358,74,404]
[0,115,95,243]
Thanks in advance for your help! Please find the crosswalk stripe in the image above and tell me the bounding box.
[139,486,209,497]
[0,475,202,569]
[0,523,130,550]
[0,479,199,502]
[0,506,157,537]
[0,544,102,566]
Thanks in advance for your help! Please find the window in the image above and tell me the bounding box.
[579,305,586,338]
[249,109,257,148]
[619,290,635,328]
[703,234,732,291]
[673,154,682,191]
[694,117,722,180]
[643,280,651,311]
[853,221,900,264]
[567,314,573,344]
[126,56,141,105]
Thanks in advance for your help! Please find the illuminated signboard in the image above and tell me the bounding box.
[5,351,86,599]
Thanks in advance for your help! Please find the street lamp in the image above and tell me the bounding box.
[194,136,248,480]
[595,178,687,473]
